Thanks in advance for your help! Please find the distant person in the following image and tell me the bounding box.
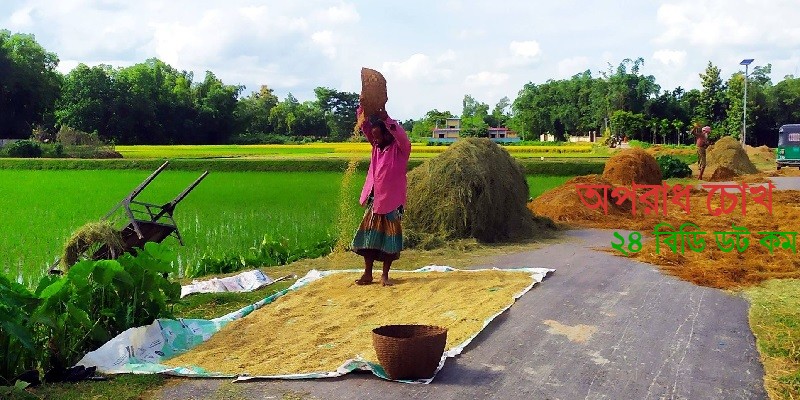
[351,105,411,286]
[693,126,711,180]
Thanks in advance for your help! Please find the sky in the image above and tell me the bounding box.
[2,0,800,120]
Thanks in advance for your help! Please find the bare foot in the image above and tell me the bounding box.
[355,275,373,285]
[381,277,393,286]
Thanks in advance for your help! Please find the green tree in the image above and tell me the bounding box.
[192,71,243,144]
[460,95,489,137]
[56,64,116,141]
[698,61,726,130]
[0,30,62,138]
[314,87,358,140]
[234,85,279,141]
[610,110,646,140]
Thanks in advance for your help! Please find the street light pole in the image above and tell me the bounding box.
[740,58,754,145]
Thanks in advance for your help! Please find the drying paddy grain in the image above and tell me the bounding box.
[163,269,534,376]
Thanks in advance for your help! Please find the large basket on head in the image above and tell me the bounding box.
[360,67,387,118]
[372,324,447,380]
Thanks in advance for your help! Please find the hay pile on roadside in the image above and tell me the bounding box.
[61,221,124,268]
[405,138,555,246]
[630,189,800,289]
[706,136,759,176]
[602,148,662,185]
[528,175,646,229]
[709,166,737,181]
[745,145,775,164]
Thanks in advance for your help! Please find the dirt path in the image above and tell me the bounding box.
[151,229,766,400]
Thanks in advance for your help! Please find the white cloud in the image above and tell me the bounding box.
[465,71,509,87]
[381,53,453,82]
[9,7,33,28]
[652,49,687,66]
[655,0,800,47]
[311,30,337,59]
[497,40,542,68]
[557,56,590,78]
[458,29,486,39]
[314,3,359,24]
[437,50,457,63]
[510,41,541,59]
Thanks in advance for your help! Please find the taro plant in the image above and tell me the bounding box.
[30,242,181,376]
[0,275,40,385]
[1,238,181,385]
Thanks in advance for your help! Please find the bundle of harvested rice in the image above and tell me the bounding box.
[61,221,124,269]
[706,136,758,175]
[404,138,555,245]
[602,148,662,186]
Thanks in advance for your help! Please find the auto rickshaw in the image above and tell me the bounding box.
[777,124,800,170]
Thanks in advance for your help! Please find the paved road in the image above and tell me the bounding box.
[153,229,766,400]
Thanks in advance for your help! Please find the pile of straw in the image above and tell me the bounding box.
[706,136,759,176]
[602,148,662,186]
[405,138,555,246]
[61,221,124,269]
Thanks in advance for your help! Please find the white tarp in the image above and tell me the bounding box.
[78,266,554,383]
[180,269,275,298]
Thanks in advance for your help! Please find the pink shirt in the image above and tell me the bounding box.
[359,114,411,214]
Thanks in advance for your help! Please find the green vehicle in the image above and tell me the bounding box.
[777,124,800,170]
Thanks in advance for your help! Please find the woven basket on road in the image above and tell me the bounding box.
[360,67,387,118]
[372,324,447,380]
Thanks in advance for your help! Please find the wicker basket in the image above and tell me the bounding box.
[360,67,388,118]
[372,324,447,380]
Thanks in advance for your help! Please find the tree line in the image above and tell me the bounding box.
[3,30,800,146]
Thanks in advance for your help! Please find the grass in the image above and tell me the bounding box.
[0,170,362,287]
[114,142,600,160]
[747,279,800,400]
[527,175,572,199]
[1,168,570,288]
[29,374,166,400]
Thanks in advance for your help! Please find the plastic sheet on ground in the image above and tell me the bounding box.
[180,270,273,298]
[77,265,554,383]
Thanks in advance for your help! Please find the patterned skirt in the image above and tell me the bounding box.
[350,201,403,262]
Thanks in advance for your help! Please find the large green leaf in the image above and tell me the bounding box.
[112,269,135,289]
[67,302,93,330]
[67,260,95,290]
[37,279,66,300]
[92,259,123,285]
[0,321,34,350]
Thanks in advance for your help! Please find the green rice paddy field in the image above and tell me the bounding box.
[0,169,567,287]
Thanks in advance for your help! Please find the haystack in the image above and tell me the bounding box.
[709,166,737,181]
[602,148,662,186]
[404,138,555,245]
[745,145,775,164]
[706,136,758,176]
[528,175,634,227]
[61,221,124,269]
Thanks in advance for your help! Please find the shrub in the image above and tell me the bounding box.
[0,242,180,384]
[656,155,692,179]
[5,140,43,158]
[187,235,336,278]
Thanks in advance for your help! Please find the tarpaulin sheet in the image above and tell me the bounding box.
[77,266,553,383]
